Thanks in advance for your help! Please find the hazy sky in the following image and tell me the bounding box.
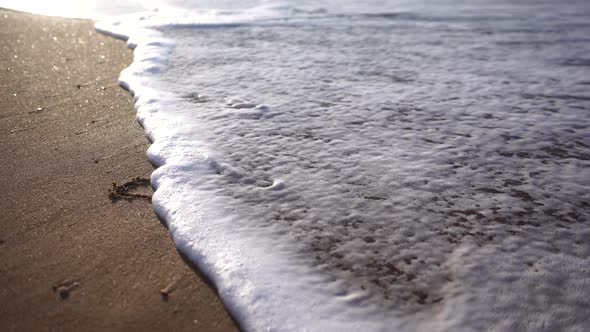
[0,0,151,19]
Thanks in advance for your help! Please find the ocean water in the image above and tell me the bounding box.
[5,0,590,330]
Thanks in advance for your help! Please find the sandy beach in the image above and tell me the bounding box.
[0,9,238,331]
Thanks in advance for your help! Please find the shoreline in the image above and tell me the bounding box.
[0,9,238,331]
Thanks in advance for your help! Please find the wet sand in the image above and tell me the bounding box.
[0,9,238,331]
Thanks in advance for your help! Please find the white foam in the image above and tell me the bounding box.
[93,1,590,331]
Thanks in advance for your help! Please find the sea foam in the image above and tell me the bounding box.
[94,0,590,331]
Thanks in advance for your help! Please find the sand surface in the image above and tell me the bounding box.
[0,9,238,331]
